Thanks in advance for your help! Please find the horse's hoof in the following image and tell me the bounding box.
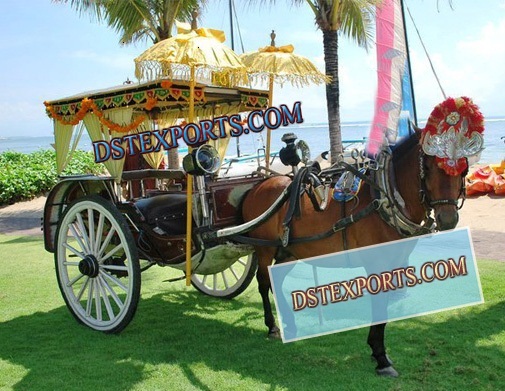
[268,327,281,339]
[376,366,399,378]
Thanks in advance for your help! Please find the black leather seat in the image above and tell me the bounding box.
[134,193,187,235]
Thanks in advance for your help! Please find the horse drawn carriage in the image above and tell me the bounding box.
[41,2,487,374]
[42,73,486,377]
[42,77,307,333]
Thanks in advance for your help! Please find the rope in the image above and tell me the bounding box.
[405,1,447,100]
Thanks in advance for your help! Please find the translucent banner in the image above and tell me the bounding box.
[269,228,484,343]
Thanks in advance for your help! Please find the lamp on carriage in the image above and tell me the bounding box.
[182,144,221,176]
[279,133,311,171]
[182,144,220,223]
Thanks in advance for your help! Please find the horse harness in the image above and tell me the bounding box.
[418,152,467,211]
[229,148,465,249]
[341,149,466,240]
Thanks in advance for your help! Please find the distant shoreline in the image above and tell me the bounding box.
[2,118,504,164]
[2,116,505,138]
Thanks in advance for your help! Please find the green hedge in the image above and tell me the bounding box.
[0,150,105,205]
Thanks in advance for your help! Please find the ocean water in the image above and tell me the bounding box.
[1,119,504,164]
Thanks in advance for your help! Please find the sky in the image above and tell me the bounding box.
[0,0,504,137]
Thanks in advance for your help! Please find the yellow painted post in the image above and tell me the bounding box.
[185,66,196,286]
[265,75,274,170]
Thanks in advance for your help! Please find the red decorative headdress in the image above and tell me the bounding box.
[421,97,485,176]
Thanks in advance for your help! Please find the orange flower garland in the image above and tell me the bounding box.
[145,96,158,111]
[160,80,173,89]
[44,98,94,126]
[44,98,146,133]
[90,102,146,133]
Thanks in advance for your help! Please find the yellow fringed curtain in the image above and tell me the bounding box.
[54,120,85,174]
[83,109,132,182]
[202,102,242,164]
[103,108,133,181]
[83,113,110,175]
[158,109,182,168]
[54,122,74,174]
[132,117,164,169]
[157,109,182,137]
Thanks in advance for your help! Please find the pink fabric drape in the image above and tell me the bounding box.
[367,0,406,156]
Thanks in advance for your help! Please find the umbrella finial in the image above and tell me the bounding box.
[270,30,276,47]
[191,9,199,30]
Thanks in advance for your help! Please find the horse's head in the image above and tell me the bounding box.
[417,96,485,231]
[418,152,467,230]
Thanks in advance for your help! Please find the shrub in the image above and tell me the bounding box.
[0,149,105,205]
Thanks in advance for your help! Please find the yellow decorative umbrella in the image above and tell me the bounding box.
[240,31,330,168]
[134,16,248,286]
[134,23,248,84]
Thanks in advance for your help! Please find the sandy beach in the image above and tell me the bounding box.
[0,192,503,261]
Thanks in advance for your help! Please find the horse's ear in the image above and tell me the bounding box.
[412,123,423,135]
[411,123,423,140]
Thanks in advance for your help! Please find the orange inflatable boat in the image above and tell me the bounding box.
[466,161,505,196]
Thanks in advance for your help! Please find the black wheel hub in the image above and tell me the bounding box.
[79,255,100,278]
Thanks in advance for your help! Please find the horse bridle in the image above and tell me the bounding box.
[418,152,467,212]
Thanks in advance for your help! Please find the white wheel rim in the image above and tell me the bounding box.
[191,254,254,297]
[56,200,136,331]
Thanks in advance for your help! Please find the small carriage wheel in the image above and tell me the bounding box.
[55,195,140,333]
[191,253,258,299]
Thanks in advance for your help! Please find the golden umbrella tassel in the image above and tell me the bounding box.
[239,31,330,168]
[134,13,248,286]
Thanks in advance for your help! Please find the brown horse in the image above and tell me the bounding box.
[241,97,484,377]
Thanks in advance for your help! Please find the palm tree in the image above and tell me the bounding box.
[54,0,202,44]
[273,0,455,162]
[287,0,377,163]
[53,0,203,168]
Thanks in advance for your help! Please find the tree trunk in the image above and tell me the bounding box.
[322,29,343,164]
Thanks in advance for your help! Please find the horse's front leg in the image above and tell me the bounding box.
[367,323,398,377]
[255,248,280,338]
[363,261,399,377]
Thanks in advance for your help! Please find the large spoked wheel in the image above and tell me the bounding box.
[191,253,258,299]
[55,195,140,333]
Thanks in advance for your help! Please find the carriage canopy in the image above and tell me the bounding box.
[44,78,269,179]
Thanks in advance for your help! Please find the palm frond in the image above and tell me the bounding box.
[119,26,155,46]
[105,0,159,42]
[303,0,319,17]
[337,0,376,49]
[56,0,208,46]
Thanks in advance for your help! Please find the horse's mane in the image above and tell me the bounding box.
[391,131,420,164]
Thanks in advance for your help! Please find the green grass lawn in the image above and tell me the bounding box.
[1,234,504,391]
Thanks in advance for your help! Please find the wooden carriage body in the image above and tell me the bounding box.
[43,79,277,333]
